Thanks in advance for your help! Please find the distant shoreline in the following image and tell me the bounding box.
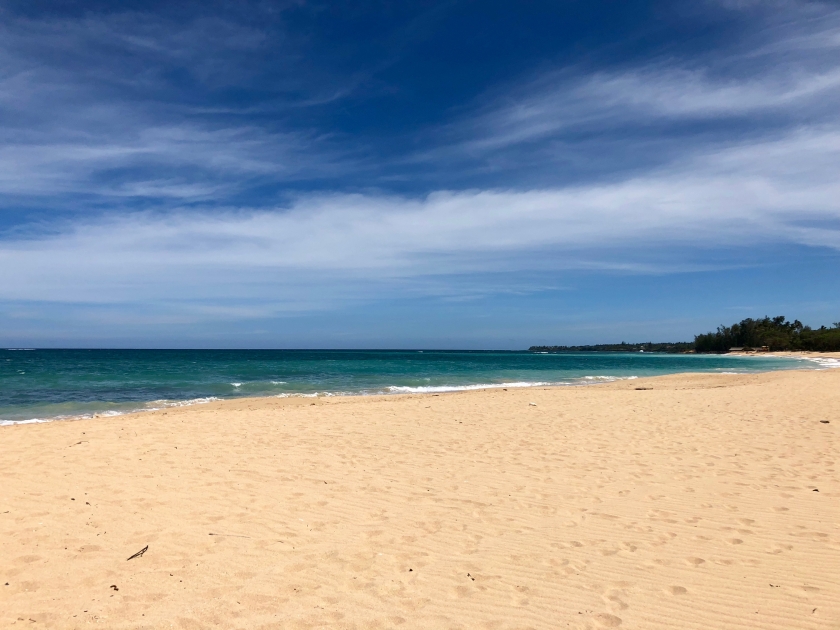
[530,347,840,356]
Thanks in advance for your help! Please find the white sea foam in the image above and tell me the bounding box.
[145,397,220,409]
[581,375,638,382]
[387,381,553,394]
[231,382,242,387]
[0,412,119,426]
[808,357,840,368]
[1,396,221,427]
[271,381,287,385]
[0,417,50,427]
[386,376,644,394]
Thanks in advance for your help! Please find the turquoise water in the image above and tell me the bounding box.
[0,349,820,424]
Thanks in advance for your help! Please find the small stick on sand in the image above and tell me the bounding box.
[126,545,148,561]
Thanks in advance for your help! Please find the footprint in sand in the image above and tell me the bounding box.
[452,585,472,599]
[667,586,688,595]
[15,555,41,564]
[727,538,744,545]
[686,557,706,566]
[604,593,629,611]
[768,544,793,554]
[593,613,623,627]
[511,584,530,606]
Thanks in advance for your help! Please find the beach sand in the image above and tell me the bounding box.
[1,369,838,629]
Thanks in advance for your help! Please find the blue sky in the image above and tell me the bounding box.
[1,0,839,348]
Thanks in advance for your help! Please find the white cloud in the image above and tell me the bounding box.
[1,128,838,307]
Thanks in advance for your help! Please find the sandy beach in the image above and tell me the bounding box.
[1,369,838,629]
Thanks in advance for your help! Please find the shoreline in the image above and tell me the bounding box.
[3,354,835,427]
[2,368,838,628]
[726,350,840,358]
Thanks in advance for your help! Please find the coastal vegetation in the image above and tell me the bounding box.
[693,316,840,352]
[531,316,840,353]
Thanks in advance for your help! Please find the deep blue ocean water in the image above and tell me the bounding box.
[0,348,823,424]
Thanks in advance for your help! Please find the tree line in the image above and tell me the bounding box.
[693,316,840,352]
[530,316,840,353]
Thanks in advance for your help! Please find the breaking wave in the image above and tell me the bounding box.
[0,397,220,426]
[807,357,840,369]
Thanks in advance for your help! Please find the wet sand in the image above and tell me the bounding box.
[1,369,838,629]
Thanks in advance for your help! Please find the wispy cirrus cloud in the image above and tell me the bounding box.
[0,123,344,201]
[0,7,369,206]
[1,1,839,203]
[466,65,840,151]
[408,3,840,184]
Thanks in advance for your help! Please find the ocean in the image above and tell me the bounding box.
[0,348,829,425]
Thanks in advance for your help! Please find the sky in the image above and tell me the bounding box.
[1,0,839,348]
